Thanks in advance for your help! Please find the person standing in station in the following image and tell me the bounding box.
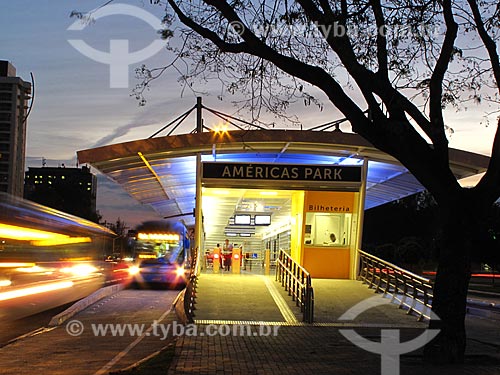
[222,238,233,271]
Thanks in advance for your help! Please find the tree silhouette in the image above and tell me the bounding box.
[79,0,500,363]
[158,0,500,363]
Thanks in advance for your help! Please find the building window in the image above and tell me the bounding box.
[304,212,352,247]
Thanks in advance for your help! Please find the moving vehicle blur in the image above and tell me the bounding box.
[0,192,116,320]
[128,221,191,288]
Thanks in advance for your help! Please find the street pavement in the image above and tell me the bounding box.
[167,273,500,375]
[1,273,497,374]
[0,289,179,375]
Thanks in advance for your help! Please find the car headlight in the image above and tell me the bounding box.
[128,266,140,276]
[175,267,186,278]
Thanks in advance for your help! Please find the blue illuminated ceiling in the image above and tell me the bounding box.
[200,152,421,208]
[77,130,489,228]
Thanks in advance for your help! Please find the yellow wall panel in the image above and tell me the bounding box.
[303,247,350,279]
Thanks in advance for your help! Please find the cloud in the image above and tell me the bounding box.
[89,95,197,147]
[91,121,151,148]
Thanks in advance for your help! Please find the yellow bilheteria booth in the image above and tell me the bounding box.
[288,190,362,279]
[300,191,360,278]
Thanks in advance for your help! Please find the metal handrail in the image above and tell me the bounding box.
[183,246,200,323]
[357,249,434,321]
[275,249,314,323]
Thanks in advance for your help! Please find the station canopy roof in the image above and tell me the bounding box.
[77,106,490,229]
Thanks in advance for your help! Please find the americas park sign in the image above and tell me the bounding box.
[202,162,362,183]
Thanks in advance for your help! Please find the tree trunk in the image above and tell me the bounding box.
[424,199,478,363]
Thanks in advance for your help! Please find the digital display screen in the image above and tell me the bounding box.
[234,214,251,225]
[254,215,271,225]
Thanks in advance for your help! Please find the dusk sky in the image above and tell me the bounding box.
[1,0,498,228]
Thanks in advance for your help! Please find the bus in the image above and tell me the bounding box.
[128,220,191,288]
[0,192,116,320]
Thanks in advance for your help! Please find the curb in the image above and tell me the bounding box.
[467,299,499,309]
[468,289,500,299]
[173,288,189,324]
[48,283,125,326]
[466,299,500,321]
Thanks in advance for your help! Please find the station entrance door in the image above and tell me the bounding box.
[199,162,364,279]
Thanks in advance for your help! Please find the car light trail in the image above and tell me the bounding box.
[60,264,99,277]
[0,262,36,268]
[0,281,74,301]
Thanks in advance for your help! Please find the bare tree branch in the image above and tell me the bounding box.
[369,0,389,80]
[167,0,248,53]
[170,0,370,127]
[427,0,458,164]
[467,0,500,202]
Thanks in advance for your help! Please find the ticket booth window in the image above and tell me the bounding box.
[304,212,352,247]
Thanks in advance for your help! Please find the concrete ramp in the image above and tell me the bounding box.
[194,273,427,328]
[194,273,294,323]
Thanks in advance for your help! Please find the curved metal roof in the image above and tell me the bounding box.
[77,130,490,228]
